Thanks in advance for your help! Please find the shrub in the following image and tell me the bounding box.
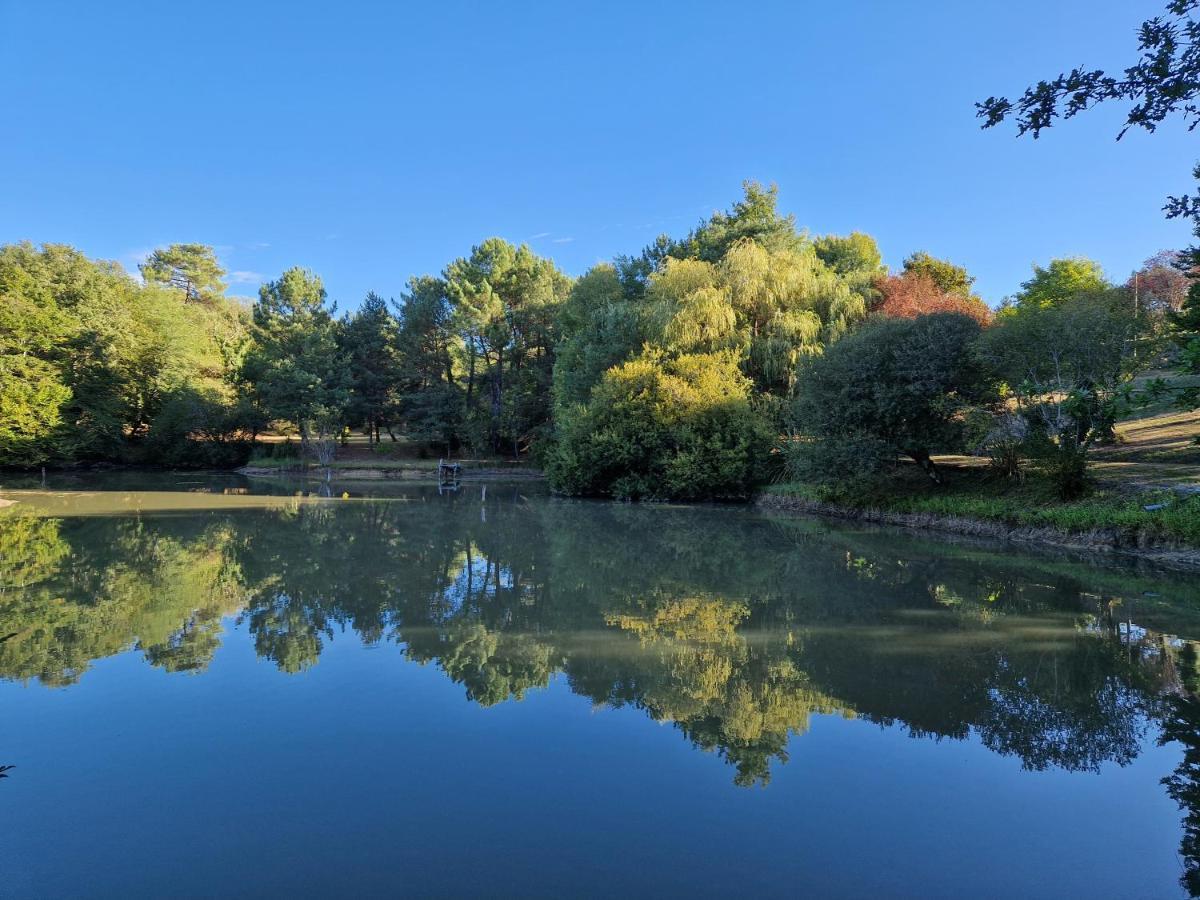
[547,351,774,500]
[790,313,991,485]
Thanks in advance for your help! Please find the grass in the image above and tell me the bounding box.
[770,377,1200,546]
[768,467,1200,545]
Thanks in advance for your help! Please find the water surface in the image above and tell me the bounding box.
[2,474,1199,897]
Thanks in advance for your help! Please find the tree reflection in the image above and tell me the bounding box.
[2,487,1200,798]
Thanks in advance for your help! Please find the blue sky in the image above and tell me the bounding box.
[2,0,1195,306]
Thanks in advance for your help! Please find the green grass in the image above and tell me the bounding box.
[767,469,1200,545]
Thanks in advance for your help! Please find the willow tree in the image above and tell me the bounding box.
[646,239,866,397]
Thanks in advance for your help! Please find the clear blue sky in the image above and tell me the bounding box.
[2,0,1195,306]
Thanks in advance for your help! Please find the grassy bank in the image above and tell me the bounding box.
[766,467,1200,547]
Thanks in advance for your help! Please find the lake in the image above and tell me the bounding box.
[2,473,1199,898]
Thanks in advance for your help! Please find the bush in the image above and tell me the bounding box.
[547,351,774,500]
[140,387,253,468]
[790,313,990,485]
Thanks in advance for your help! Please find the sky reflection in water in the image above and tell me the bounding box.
[1,474,1199,897]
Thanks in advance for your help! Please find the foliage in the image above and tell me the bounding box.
[902,251,975,295]
[769,475,1200,545]
[1007,256,1110,311]
[340,292,400,443]
[0,242,250,467]
[874,271,991,324]
[790,313,990,485]
[1131,249,1191,313]
[139,243,226,303]
[391,275,461,449]
[976,293,1141,498]
[444,238,570,454]
[242,267,348,460]
[548,351,775,499]
[552,264,645,412]
[670,181,805,263]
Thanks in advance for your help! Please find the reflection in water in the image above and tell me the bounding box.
[3,482,1200,890]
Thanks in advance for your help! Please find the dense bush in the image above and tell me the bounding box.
[789,313,990,485]
[548,351,775,500]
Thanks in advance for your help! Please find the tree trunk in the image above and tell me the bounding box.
[909,449,943,485]
[491,347,504,453]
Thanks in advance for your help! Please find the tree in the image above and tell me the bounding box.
[243,267,348,462]
[813,232,887,306]
[394,275,462,449]
[643,239,865,398]
[976,294,1141,498]
[875,271,991,324]
[672,181,805,263]
[902,251,975,295]
[1172,282,1200,408]
[0,241,250,467]
[0,245,75,464]
[552,263,644,412]
[140,244,226,303]
[548,351,774,500]
[1009,257,1110,310]
[444,239,569,454]
[1130,249,1191,313]
[341,292,399,444]
[790,313,990,485]
[814,232,885,279]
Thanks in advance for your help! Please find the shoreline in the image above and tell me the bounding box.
[236,465,546,482]
[755,491,1200,572]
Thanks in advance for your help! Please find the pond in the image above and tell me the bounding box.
[2,473,1199,897]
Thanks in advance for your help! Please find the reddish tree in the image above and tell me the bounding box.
[1128,250,1191,312]
[873,272,992,324]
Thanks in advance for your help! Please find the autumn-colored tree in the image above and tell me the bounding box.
[873,272,991,324]
[1129,250,1191,313]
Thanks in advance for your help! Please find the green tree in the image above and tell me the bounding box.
[1008,257,1110,311]
[0,245,75,464]
[0,241,248,466]
[341,292,400,444]
[394,275,462,449]
[548,350,774,500]
[813,231,887,305]
[139,243,226,303]
[1174,282,1200,409]
[444,239,569,454]
[902,251,975,296]
[791,313,991,485]
[673,181,805,263]
[552,263,644,412]
[243,267,348,461]
[976,294,1141,498]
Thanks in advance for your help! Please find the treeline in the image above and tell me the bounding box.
[2,182,1197,497]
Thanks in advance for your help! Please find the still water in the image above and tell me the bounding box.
[2,473,1200,898]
